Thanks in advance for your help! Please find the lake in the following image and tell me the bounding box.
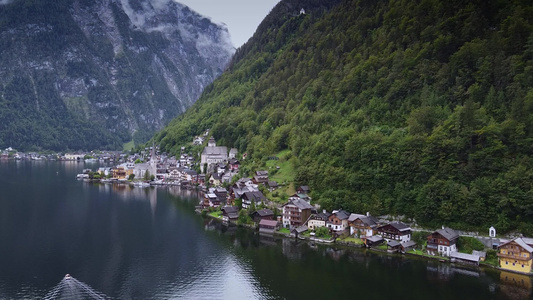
[0,160,529,299]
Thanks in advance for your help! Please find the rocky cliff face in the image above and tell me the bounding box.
[0,0,234,150]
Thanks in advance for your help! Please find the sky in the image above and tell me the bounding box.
[176,0,281,48]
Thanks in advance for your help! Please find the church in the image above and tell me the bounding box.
[201,137,228,172]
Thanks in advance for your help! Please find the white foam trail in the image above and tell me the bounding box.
[44,275,109,300]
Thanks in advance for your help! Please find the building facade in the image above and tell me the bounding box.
[498,238,533,274]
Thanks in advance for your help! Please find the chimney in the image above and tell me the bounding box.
[442,225,445,230]
[366,212,370,217]
[323,209,326,214]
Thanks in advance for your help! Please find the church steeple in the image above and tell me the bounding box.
[149,142,157,179]
[208,137,216,147]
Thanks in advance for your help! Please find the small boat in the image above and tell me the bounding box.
[133,181,150,188]
[76,174,89,179]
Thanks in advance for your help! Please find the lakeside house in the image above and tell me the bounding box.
[348,213,379,237]
[377,222,412,243]
[203,193,220,208]
[327,210,350,233]
[308,211,331,230]
[282,199,313,229]
[427,227,460,257]
[221,206,239,223]
[450,252,481,266]
[250,209,274,223]
[401,240,417,253]
[259,219,280,235]
[364,235,384,247]
[497,237,533,274]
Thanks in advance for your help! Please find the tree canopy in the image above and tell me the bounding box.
[154,0,533,233]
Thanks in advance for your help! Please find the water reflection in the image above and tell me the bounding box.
[499,272,532,299]
[0,161,529,300]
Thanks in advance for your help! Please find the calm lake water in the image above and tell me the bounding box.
[0,160,530,299]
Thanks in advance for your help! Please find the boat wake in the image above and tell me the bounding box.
[44,274,109,300]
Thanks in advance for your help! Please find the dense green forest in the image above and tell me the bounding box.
[154,0,533,233]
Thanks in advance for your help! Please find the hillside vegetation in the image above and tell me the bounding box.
[154,0,533,233]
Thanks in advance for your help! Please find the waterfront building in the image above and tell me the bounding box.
[250,209,274,223]
[426,227,459,257]
[307,211,331,230]
[259,219,280,235]
[282,199,313,229]
[377,222,412,243]
[326,210,350,232]
[497,237,533,274]
[348,213,379,237]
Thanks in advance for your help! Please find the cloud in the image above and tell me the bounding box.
[0,0,15,5]
[120,0,173,29]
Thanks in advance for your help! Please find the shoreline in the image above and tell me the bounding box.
[201,208,533,277]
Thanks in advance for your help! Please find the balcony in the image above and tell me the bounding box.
[497,253,531,261]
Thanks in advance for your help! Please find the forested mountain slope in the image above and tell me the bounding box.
[155,0,533,233]
[0,0,233,151]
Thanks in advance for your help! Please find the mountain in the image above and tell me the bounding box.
[155,0,533,233]
[0,0,234,151]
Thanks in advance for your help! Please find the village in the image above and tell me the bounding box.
[4,132,532,279]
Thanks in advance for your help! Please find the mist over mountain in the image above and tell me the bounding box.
[0,0,234,150]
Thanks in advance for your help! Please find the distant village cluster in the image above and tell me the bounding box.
[3,132,532,277]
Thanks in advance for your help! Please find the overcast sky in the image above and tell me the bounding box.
[176,0,281,48]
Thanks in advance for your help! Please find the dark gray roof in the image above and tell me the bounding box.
[267,181,278,187]
[227,212,239,219]
[402,240,417,248]
[255,209,274,217]
[367,235,383,242]
[292,225,308,234]
[315,212,331,220]
[387,240,401,247]
[450,252,480,262]
[390,222,411,231]
[242,191,266,202]
[436,228,460,241]
[259,219,279,227]
[360,216,379,227]
[334,210,350,220]
[284,199,313,210]
[185,169,197,175]
[222,206,238,214]
[299,186,311,192]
